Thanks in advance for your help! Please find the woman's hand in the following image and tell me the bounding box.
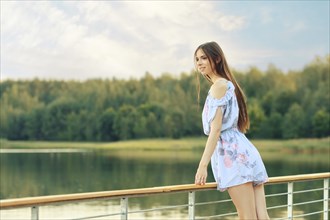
[195,166,207,185]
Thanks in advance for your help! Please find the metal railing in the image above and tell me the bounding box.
[1,172,329,220]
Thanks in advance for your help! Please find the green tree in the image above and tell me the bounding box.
[0,55,329,141]
[282,103,305,139]
[42,97,80,140]
[24,106,46,140]
[99,108,119,141]
[312,109,330,137]
[247,99,266,138]
[7,112,27,140]
[133,114,148,139]
[259,112,283,139]
[170,109,184,139]
[113,105,137,140]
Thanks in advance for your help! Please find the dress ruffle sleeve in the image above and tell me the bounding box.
[203,82,235,135]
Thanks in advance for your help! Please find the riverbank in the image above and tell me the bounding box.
[0,137,329,153]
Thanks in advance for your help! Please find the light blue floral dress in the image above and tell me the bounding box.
[202,81,268,191]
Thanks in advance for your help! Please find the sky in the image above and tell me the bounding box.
[1,0,329,81]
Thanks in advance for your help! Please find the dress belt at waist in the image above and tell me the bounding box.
[221,127,239,133]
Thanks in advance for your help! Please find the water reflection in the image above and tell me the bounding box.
[0,148,328,219]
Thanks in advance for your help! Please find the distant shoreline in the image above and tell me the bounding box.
[0,137,329,153]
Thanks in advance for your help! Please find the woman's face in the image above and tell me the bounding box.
[195,49,214,76]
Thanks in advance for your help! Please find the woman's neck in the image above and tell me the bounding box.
[208,73,224,84]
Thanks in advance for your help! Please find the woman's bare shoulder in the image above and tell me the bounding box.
[210,80,228,99]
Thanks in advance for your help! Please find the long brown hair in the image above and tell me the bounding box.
[194,41,250,133]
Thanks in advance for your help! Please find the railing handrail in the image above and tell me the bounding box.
[1,172,329,209]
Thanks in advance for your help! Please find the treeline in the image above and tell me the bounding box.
[0,55,329,141]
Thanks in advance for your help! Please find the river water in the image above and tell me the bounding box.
[0,146,329,219]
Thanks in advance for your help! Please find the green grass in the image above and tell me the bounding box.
[0,137,329,153]
[251,137,330,153]
[0,137,329,164]
[0,137,206,150]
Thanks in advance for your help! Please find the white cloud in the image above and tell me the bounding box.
[1,1,328,80]
[1,1,248,80]
[218,15,246,31]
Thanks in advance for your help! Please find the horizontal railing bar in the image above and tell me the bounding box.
[265,192,288,198]
[196,211,238,219]
[293,210,323,217]
[266,204,288,210]
[211,211,238,218]
[128,203,188,214]
[273,217,289,220]
[267,172,329,184]
[293,198,324,206]
[1,172,329,209]
[195,198,232,206]
[293,187,324,194]
[0,185,212,209]
[195,216,208,220]
[71,212,122,220]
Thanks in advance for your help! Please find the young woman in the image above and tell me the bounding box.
[194,41,270,220]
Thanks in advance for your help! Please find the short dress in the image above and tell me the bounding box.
[202,81,268,191]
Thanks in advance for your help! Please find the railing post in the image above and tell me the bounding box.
[324,178,329,220]
[31,206,39,220]
[188,191,195,220]
[287,182,293,219]
[121,197,128,220]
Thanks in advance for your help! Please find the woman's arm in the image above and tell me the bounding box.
[195,107,223,185]
[195,81,226,185]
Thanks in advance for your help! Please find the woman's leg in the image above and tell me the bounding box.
[227,182,258,219]
[254,184,270,220]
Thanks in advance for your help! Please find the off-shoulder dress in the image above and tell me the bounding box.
[202,80,269,191]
